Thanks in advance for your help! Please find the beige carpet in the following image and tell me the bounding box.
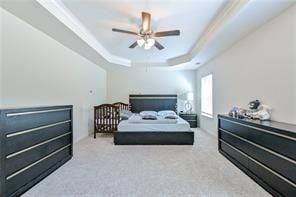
[23,129,270,197]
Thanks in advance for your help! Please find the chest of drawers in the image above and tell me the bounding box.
[218,115,296,196]
[0,106,73,197]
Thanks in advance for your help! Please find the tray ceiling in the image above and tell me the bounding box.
[2,0,294,69]
[60,0,227,63]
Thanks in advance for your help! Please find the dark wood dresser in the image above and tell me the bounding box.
[179,113,198,128]
[0,106,73,197]
[218,115,296,196]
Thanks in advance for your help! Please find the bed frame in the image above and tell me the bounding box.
[114,94,194,145]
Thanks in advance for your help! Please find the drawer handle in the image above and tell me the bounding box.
[6,144,71,180]
[6,132,71,159]
[6,108,72,117]
[220,118,296,142]
[6,120,71,138]
[130,96,176,99]
[220,128,296,165]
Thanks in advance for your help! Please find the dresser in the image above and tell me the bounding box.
[218,115,296,196]
[179,113,198,128]
[0,106,73,197]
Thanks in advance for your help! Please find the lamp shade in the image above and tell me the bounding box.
[186,92,194,101]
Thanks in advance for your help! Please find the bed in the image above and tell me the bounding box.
[114,95,194,145]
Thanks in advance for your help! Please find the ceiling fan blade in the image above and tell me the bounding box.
[129,41,138,48]
[154,30,180,37]
[141,12,151,33]
[112,28,138,35]
[154,40,164,50]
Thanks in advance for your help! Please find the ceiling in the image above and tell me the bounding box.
[60,0,227,63]
[1,0,295,69]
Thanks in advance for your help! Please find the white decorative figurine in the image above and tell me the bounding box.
[250,104,272,120]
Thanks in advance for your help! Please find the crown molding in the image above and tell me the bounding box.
[189,0,250,56]
[36,0,131,67]
[169,0,250,68]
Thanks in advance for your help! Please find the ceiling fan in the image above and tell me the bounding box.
[112,12,180,50]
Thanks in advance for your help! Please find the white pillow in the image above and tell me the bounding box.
[164,115,178,119]
[139,111,157,116]
[121,110,132,116]
[120,110,133,120]
[157,110,176,117]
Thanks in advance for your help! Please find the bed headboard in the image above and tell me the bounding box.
[129,94,177,113]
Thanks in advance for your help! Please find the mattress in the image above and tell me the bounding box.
[118,116,191,132]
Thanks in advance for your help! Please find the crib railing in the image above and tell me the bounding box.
[94,103,129,138]
[113,102,129,111]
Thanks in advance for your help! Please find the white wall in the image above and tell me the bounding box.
[107,66,196,112]
[1,8,107,142]
[196,5,296,136]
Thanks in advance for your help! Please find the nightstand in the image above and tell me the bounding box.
[179,113,199,128]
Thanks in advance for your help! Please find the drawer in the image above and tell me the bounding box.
[188,120,197,128]
[5,121,71,155]
[221,140,296,196]
[5,146,71,197]
[220,140,249,168]
[3,107,71,135]
[220,129,296,183]
[249,157,296,196]
[5,134,71,176]
[180,114,197,120]
[220,118,296,160]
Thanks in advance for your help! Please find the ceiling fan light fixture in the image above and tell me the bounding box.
[112,12,180,51]
[137,39,145,47]
[144,43,152,50]
[146,38,155,47]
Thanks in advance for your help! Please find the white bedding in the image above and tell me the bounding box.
[118,115,191,132]
[128,114,177,124]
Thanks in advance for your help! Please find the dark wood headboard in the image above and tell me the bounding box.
[129,94,177,113]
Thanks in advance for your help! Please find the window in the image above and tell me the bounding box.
[201,74,213,118]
